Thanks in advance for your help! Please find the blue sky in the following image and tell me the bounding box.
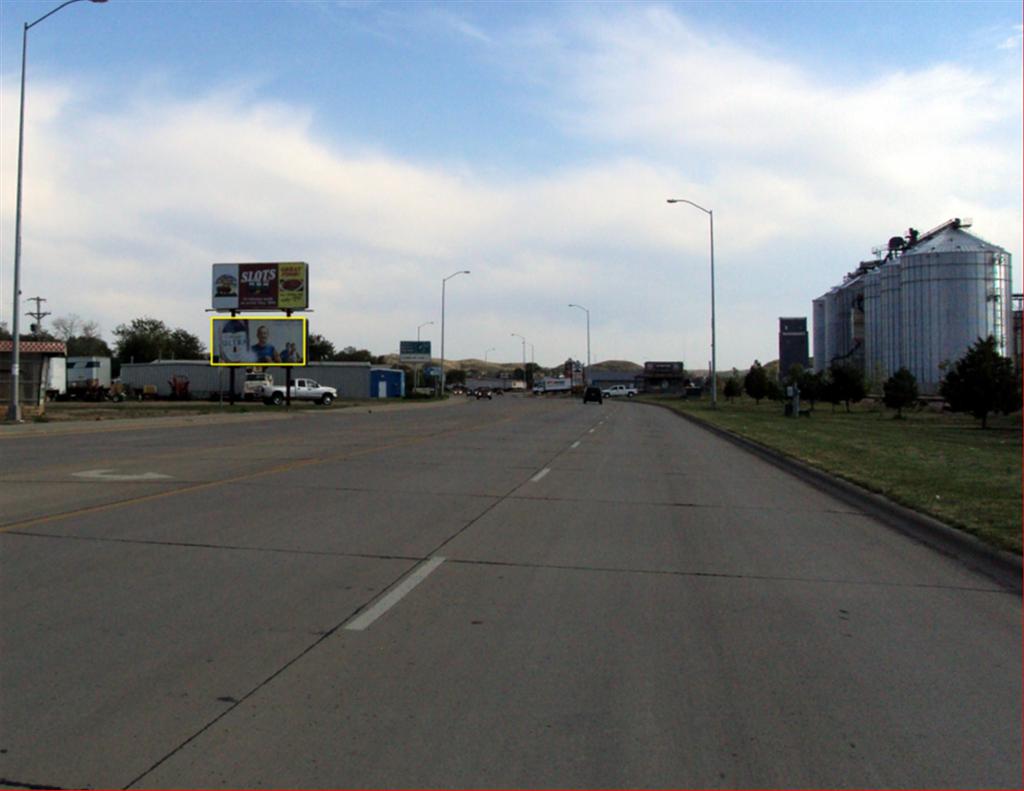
[2,0,1021,369]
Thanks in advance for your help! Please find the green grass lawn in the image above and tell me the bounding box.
[642,395,1022,554]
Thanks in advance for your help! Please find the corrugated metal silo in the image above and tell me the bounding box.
[812,297,826,373]
[863,268,882,383]
[899,224,1012,394]
[879,259,902,378]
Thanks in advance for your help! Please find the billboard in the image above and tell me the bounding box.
[210,316,308,366]
[399,341,432,363]
[212,263,308,310]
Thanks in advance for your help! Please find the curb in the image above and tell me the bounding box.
[648,401,1022,594]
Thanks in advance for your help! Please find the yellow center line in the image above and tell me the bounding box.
[1,413,518,534]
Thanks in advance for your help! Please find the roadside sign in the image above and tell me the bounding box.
[212,262,309,311]
[400,341,431,363]
[210,316,308,366]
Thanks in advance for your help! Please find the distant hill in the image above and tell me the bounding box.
[588,360,642,372]
[376,356,647,376]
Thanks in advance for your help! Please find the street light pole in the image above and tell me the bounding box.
[7,0,108,423]
[511,333,526,390]
[568,303,590,384]
[667,198,717,409]
[417,321,434,341]
[440,270,469,396]
[484,347,496,362]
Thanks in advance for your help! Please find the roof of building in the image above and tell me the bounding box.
[905,223,1007,256]
[0,340,67,355]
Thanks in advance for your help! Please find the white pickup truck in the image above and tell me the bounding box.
[601,384,638,398]
[259,378,338,406]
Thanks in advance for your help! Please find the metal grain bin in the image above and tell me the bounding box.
[899,225,1011,393]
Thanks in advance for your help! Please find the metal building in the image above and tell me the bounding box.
[813,219,1013,394]
[121,360,372,399]
[778,318,810,379]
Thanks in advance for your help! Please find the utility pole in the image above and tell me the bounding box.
[25,296,49,336]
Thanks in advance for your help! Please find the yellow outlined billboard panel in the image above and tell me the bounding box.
[210,316,308,366]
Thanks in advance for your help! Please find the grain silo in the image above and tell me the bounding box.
[898,220,1012,393]
[812,219,1012,395]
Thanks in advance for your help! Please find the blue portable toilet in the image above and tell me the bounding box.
[370,368,405,398]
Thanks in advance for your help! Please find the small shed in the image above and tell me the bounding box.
[0,340,67,409]
[370,368,405,398]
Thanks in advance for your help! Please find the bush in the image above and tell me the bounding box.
[882,367,918,419]
[743,361,769,404]
[939,336,1019,429]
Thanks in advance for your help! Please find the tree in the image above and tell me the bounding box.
[743,360,769,404]
[335,346,373,362]
[169,328,206,359]
[723,376,742,402]
[52,314,100,342]
[797,369,825,409]
[50,314,111,356]
[68,336,113,357]
[307,334,336,362]
[113,317,205,363]
[939,336,1019,429]
[882,367,918,419]
[828,363,866,412]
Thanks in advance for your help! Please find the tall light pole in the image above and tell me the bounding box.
[484,347,496,362]
[440,270,469,395]
[7,0,108,422]
[568,303,590,384]
[667,198,717,408]
[414,321,434,391]
[511,333,526,390]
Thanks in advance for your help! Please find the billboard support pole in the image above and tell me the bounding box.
[284,308,293,408]
[228,309,237,406]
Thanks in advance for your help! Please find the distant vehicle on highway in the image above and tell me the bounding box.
[601,384,638,398]
[583,386,603,404]
[259,378,337,406]
[534,377,572,394]
[473,387,493,400]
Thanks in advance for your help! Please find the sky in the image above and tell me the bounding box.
[1,0,1021,370]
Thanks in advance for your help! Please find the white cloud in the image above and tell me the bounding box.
[2,4,1020,371]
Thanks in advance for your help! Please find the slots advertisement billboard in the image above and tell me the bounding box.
[210,317,308,366]
[212,262,308,310]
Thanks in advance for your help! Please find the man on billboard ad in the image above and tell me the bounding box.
[210,317,308,366]
[211,262,309,310]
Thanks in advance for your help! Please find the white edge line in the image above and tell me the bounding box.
[531,467,551,483]
[570,441,581,449]
[344,556,446,632]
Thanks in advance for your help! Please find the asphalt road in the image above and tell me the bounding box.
[1,396,1020,789]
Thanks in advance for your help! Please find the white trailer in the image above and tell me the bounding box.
[534,377,572,394]
[44,356,66,400]
[66,356,112,399]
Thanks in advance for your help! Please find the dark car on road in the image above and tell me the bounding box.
[583,386,603,404]
[474,387,493,400]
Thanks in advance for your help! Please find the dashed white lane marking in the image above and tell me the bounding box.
[531,467,551,483]
[73,469,172,481]
[571,441,581,449]
[588,428,595,434]
[344,556,446,631]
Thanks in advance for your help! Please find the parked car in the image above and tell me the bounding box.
[259,378,338,406]
[601,384,638,398]
[583,386,603,404]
